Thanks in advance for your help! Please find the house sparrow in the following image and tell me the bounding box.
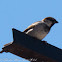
[23,17,58,40]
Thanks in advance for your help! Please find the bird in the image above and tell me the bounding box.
[0,17,58,53]
[23,17,58,40]
[2,17,58,48]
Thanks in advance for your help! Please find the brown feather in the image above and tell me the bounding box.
[23,21,41,32]
[23,24,35,32]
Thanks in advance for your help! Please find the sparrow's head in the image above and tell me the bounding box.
[42,17,58,28]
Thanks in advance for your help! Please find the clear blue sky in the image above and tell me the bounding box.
[0,0,62,62]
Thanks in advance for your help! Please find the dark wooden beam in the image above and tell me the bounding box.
[0,28,62,62]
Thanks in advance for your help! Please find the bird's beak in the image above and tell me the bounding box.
[55,21,58,23]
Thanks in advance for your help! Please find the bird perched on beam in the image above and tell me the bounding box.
[23,17,58,40]
[1,17,58,48]
[0,17,58,53]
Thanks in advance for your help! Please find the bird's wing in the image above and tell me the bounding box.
[23,21,41,32]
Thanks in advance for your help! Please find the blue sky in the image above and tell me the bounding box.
[0,0,62,62]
